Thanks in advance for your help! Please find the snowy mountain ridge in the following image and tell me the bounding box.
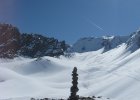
[71,35,129,53]
[1,25,140,100]
[71,29,140,53]
[0,23,140,58]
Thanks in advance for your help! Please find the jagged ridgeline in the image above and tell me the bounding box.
[0,24,69,58]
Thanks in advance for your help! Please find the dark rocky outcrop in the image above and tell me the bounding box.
[0,24,69,58]
[0,24,20,58]
[19,33,68,58]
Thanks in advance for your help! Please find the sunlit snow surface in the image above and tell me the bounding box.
[1,43,140,100]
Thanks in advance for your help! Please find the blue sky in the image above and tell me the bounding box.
[0,0,140,44]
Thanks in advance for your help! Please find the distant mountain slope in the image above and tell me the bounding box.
[0,24,69,58]
[71,36,129,53]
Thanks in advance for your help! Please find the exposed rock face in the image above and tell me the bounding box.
[19,33,68,58]
[0,24,20,58]
[0,24,68,58]
[126,30,140,51]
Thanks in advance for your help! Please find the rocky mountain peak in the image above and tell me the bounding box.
[0,24,69,58]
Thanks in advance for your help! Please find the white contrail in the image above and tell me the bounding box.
[86,18,104,31]
[90,21,104,31]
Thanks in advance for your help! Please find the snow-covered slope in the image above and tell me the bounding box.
[1,32,140,100]
[71,36,129,53]
[1,41,140,100]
